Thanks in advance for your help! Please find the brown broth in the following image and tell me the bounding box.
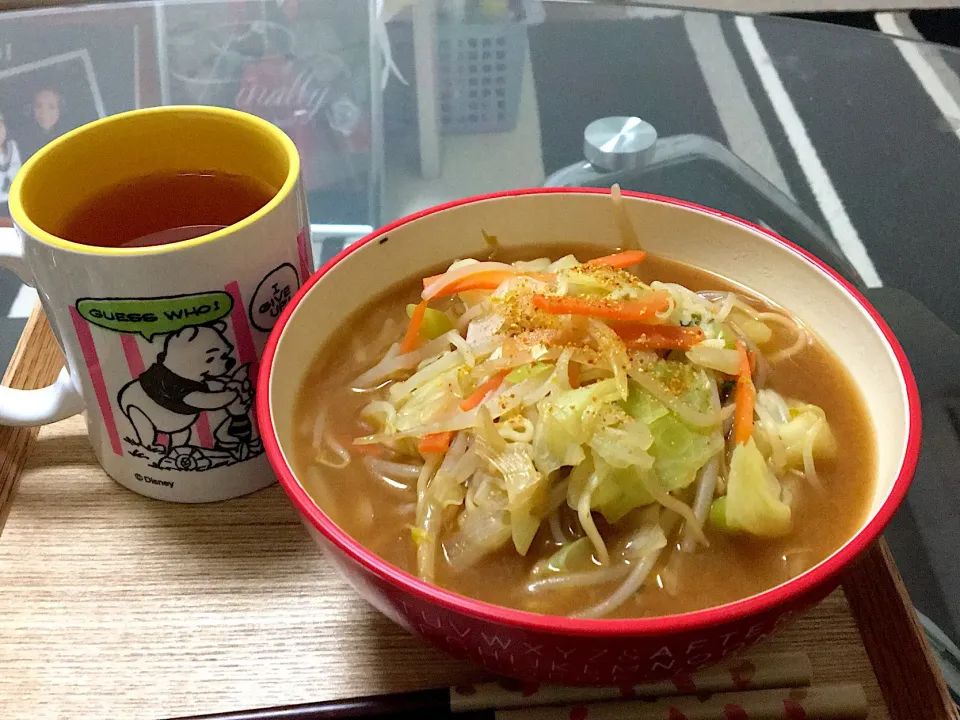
[292,249,876,618]
[60,171,275,248]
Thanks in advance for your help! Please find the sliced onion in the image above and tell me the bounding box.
[445,330,475,366]
[686,344,742,375]
[444,508,513,573]
[359,401,397,428]
[457,299,493,331]
[716,292,737,322]
[756,388,790,424]
[755,403,787,472]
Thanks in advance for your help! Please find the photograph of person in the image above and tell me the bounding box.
[18,88,66,159]
[0,50,104,162]
[0,111,22,201]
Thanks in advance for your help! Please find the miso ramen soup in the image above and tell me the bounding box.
[292,247,875,619]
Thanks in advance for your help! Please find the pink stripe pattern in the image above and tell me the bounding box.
[225,281,259,380]
[69,307,123,457]
[296,229,311,284]
[119,333,146,378]
[195,413,215,449]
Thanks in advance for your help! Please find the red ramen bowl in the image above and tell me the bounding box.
[258,188,919,685]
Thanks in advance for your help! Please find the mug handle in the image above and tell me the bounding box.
[0,227,85,426]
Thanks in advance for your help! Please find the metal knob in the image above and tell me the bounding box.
[584,116,658,172]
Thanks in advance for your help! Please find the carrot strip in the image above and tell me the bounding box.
[733,341,756,445]
[429,270,516,298]
[617,323,705,351]
[352,442,385,457]
[586,250,647,268]
[428,271,555,299]
[419,431,453,454]
[460,370,509,412]
[737,341,751,378]
[568,362,581,389]
[401,300,428,354]
[532,290,670,322]
[423,262,531,301]
[734,380,756,445]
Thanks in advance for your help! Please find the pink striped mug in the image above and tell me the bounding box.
[0,106,311,502]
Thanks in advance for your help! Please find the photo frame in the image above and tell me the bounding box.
[0,50,105,201]
[158,0,376,226]
[0,4,159,325]
[0,4,159,214]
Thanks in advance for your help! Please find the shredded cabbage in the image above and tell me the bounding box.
[406,303,455,340]
[444,505,512,572]
[341,248,834,615]
[506,362,552,383]
[393,366,463,433]
[712,437,792,537]
[534,379,621,470]
[779,403,837,467]
[622,381,721,490]
[477,441,546,555]
[729,307,773,345]
[589,417,654,470]
[753,389,836,474]
[531,536,596,576]
[590,465,656,524]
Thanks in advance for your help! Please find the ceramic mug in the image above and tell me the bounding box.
[0,106,312,503]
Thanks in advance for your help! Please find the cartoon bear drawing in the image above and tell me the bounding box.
[118,322,240,452]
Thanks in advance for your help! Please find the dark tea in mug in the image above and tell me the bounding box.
[59,171,275,249]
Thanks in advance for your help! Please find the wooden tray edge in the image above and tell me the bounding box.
[0,304,63,535]
[1,307,956,719]
[842,541,959,719]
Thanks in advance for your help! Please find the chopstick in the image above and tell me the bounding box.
[496,684,868,720]
[170,653,817,720]
[166,688,455,720]
[450,652,812,711]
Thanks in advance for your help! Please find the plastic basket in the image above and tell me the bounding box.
[435,22,527,134]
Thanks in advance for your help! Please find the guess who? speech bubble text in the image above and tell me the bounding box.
[76,293,234,340]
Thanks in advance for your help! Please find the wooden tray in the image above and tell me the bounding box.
[0,307,956,720]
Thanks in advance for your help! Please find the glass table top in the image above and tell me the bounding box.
[0,0,958,691]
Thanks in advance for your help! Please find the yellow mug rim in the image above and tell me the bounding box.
[8,105,301,257]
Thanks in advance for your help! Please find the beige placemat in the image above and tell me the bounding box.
[0,412,892,719]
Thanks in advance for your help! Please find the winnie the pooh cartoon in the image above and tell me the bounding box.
[118,322,240,452]
[211,363,261,459]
